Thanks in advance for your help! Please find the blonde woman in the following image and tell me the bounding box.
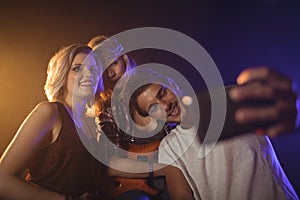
[0,44,109,200]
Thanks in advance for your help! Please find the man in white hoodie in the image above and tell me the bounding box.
[123,67,299,200]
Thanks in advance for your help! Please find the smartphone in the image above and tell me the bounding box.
[196,84,276,143]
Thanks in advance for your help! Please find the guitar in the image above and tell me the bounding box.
[98,109,162,199]
[107,140,161,199]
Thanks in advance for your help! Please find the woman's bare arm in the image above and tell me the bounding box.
[108,156,165,178]
[0,102,66,200]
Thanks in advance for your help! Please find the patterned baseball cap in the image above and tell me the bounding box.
[93,36,125,69]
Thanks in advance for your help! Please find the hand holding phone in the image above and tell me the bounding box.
[197,84,276,143]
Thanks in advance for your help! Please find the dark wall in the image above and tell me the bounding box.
[0,0,299,195]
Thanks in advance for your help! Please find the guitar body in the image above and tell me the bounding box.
[108,140,161,198]
[99,103,164,198]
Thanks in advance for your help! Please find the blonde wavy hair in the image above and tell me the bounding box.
[44,44,103,103]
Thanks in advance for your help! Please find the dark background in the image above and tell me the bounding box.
[0,0,299,195]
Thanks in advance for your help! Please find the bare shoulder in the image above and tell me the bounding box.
[30,101,59,122]
[35,101,58,112]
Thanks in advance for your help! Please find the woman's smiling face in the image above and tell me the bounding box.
[65,52,101,101]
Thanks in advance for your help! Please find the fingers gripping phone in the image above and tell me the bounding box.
[196,85,276,143]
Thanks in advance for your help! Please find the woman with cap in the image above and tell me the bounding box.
[88,35,170,200]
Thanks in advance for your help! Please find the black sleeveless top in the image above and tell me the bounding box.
[27,102,109,197]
